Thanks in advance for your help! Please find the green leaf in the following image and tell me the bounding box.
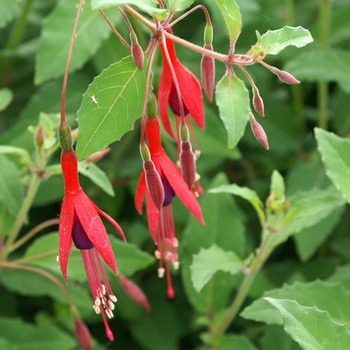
[169,0,195,12]
[0,156,24,216]
[269,186,346,250]
[35,0,120,84]
[215,73,250,149]
[219,335,258,350]
[0,318,77,350]
[0,203,16,238]
[215,0,242,44]
[0,0,20,29]
[315,128,350,203]
[91,0,166,16]
[0,145,31,165]
[209,184,264,222]
[271,170,285,200]
[76,56,147,159]
[285,49,350,93]
[110,236,155,276]
[0,88,13,112]
[191,245,243,292]
[78,161,114,196]
[264,298,350,350]
[261,325,301,350]
[241,280,350,330]
[294,206,344,262]
[248,26,313,58]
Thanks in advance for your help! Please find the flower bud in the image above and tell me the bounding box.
[140,143,151,162]
[86,147,111,163]
[276,69,300,84]
[249,113,269,150]
[204,23,213,47]
[130,32,144,70]
[146,92,158,118]
[144,160,164,209]
[201,45,215,103]
[35,125,44,148]
[59,120,73,152]
[180,140,196,190]
[118,274,151,312]
[74,317,92,350]
[253,89,264,117]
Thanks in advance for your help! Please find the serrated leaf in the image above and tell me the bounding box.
[264,298,350,350]
[286,49,350,93]
[0,318,77,350]
[0,88,13,112]
[91,0,166,16]
[215,0,242,44]
[76,56,147,159]
[0,0,20,29]
[215,73,250,149]
[315,128,350,203]
[0,156,24,216]
[261,325,301,350]
[209,184,264,222]
[249,26,313,58]
[35,0,120,84]
[191,245,242,292]
[241,280,350,330]
[78,161,114,196]
[271,170,285,200]
[110,236,155,276]
[269,186,345,250]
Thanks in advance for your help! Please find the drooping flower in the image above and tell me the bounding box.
[59,149,126,341]
[158,28,205,140]
[135,116,205,297]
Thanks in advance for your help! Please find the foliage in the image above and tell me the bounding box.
[1,0,350,349]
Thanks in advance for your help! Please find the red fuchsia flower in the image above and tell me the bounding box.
[135,116,205,298]
[158,28,205,140]
[59,149,126,341]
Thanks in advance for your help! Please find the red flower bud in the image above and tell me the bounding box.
[35,125,44,148]
[253,91,265,117]
[249,113,269,150]
[86,147,111,163]
[276,69,300,84]
[131,41,144,70]
[118,274,151,312]
[180,140,196,190]
[144,160,164,209]
[201,44,215,103]
[74,317,92,350]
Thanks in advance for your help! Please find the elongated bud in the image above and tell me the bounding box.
[86,147,111,163]
[59,120,73,152]
[276,69,300,84]
[118,274,151,312]
[144,160,164,209]
[204,23,213,46]
[201,46,215,103]
[140,143,151,162]
[36,125,44,148]
[146,92,157,118]
[130,32,144,70]
[74,317,92,350]
[249,113,269,150]
[253,88,264,117]
[179,124,196,189]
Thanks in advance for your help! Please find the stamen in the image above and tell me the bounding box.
[173,261,180,270]
[164,251,172,260]
[108,300,115,310]
[158,267,165,278]
[155,250,161,259]
[102,284,106,295]
[195,173,201,182]
[171,238,178,248]
[106,309,114,319]
[94,297,101,307]
[93,305,101,314]
[110,294,117,303]
[56,255,59,262]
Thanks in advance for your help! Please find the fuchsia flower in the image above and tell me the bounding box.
[135,116,205,297]
[59,149,126,341]
[158,28,205,139]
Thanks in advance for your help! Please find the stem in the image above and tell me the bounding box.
[8,218,60,254]
[0,0,34,87]
[212,229,273,341]
[99,10,131,51]
[169,5,211,28]
[317,0,331,130]
[61,0,84,125]
[0,173,42,259]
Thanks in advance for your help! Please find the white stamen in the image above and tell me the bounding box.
[195,150,201,158]
[94,298,101,307]
[106,309,114,319]
[195,191,199,198]
[102,284,106,295]
[154,250,161,259]
[93,305,101,314]
[164,251,172,261]
[56,255,59,262]
[171,238,179,248]
[110,294,117,303]
[158,267,165,278]
[195,173,201,182]
[108,300,115,310]
[176,160,181,168]
[173,261,180,270]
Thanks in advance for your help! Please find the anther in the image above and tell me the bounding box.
[158,267,165,278]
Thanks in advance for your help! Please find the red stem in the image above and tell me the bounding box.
[168,5,212,28]
[60,0,84,125]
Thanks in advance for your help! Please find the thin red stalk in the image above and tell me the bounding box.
[237,65,258,91]
[61,0,84,125]
[118,7,135,36]
[157,0,165,9]
[99,10,131,51]
[160,29,186,125]
[169,5,211,28]
[140,39,159,145]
